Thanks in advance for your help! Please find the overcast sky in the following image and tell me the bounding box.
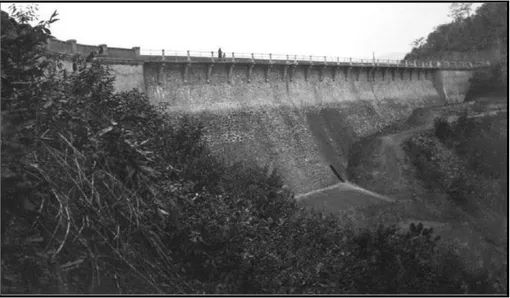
[3,2,483,60]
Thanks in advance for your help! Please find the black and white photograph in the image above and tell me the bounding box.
[1,1,508,295]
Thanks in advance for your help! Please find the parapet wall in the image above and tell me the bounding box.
[47,38,139,58]
[46,38,476,196]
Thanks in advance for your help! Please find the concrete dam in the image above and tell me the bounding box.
[48,39,478,200]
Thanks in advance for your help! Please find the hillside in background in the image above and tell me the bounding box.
[377,52,406,61]
[405,2,507,63]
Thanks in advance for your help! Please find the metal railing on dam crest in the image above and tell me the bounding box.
[47,38,490,70]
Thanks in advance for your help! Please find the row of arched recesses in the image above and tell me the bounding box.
[153,62,435,85]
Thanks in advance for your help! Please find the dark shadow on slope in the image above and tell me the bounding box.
[305,107,357,181]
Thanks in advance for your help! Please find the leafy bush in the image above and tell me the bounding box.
[158,198,489,294]
[465,61,508,101]
[435,111,507,179]
[434,117,454,142]
[404,132,467,196]
[1,7,192,293]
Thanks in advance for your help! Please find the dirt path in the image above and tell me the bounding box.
[296,181,394,201]
[349,106,507,199]
[379,106,508,161]
[297,182,394,213]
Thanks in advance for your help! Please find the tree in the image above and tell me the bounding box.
[405,2,507,61]
[411,37,426,49]
[448,3,472,22]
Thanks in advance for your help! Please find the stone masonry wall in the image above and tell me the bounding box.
[108,64,145,93]
[437,70,473,104]
[143,63,454,195]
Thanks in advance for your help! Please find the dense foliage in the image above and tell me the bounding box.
[405,2,508,60]
[406,112,507,208]
[465,59,508,100]
[404,113,508,293]
[1,6,504,294]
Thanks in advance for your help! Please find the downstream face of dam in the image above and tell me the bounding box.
[142,63,470,195]
[47,39,476,197]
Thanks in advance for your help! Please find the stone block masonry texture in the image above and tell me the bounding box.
[142,62,472,195]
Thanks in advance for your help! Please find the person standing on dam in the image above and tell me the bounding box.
[218,48,223,60]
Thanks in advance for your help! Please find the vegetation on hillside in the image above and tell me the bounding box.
[406,2,508,100]
[403,112,508,293]
[405,2,508,60]
[1,5,504,294]
[465,60,508,100]
[406,111,507,215]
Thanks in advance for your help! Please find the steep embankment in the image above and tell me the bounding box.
[144,62,470,200]
[347,102,478,199]
[344,98,507,280]
[347,101,507,198]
